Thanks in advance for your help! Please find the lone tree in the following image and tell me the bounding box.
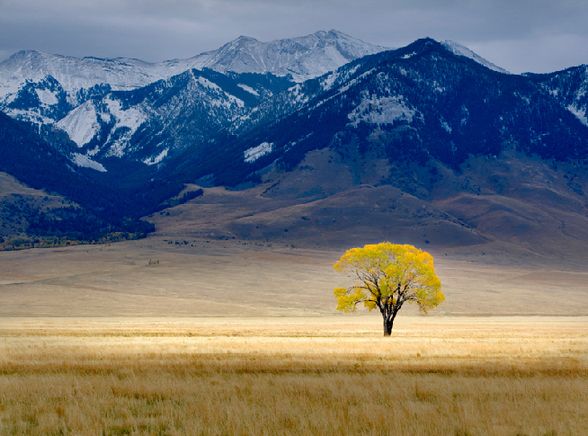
[333,242,444,336]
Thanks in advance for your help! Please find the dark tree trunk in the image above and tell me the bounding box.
[383,317,394,336]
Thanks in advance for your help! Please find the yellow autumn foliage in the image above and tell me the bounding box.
[333,242,444,315]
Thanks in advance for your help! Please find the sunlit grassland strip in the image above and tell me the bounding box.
[0,316,586,435]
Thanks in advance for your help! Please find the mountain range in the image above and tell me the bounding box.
[0,30,587,257]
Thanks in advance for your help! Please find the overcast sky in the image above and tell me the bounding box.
[0,0,587,73]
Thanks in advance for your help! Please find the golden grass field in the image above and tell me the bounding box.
[1,237,587,434]
[0,316,586,435]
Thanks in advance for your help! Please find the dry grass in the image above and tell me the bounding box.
[0,316,586,435]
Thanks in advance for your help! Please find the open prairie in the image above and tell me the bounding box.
[0,236,587,317]
[1,238,587,434]
[0,316,586,435]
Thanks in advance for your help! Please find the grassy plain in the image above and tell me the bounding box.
[0,316,586,435]
[1,237,587,317]
[0,237,587,434]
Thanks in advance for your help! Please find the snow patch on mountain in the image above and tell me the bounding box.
[567,104,588,126]
[105,98,146,133]
[442,41,508,74]
[244,142,273,163]
[106,137,130,158]
[401,52,418,60]
[143,148,169,166]
[102,97,147,158]
[35,88,58,106]
[56,101,99,146]
[237,83,259,96]
[440,117,452,133]
[348,94,416,127]
[72,152,107,172]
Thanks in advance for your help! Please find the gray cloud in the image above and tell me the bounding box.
[0,0,586,72]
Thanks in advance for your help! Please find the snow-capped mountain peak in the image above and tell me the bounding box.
[0,49,162,103]
[165,29,386,81]
[0,30,385,103]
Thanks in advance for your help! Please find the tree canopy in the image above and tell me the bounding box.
[333,242,444,335]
